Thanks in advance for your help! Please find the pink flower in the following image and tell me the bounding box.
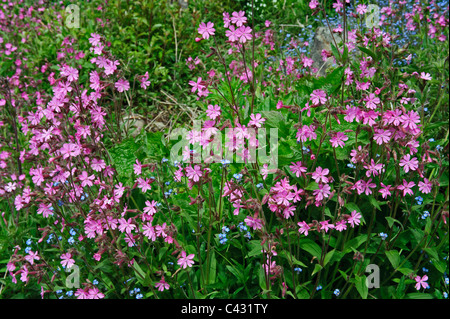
[297,221,310,236]
[397,179,415,196]
[231,11,247,27]
[379,183,392,199]
[330,132,348,148]
[198,22,215,39]
[356,4,367,14]
[189,77,205,93]
[244,215,263,230]
[60,143,82,159]
[206,104,221,120]
[143,200,158,216]
[88,287,105,299]
[290,161,307,178]
[312,166,330,184]
[134,159,143,175]
[118,218,136,234]
[75,288,88,299]
[313,183,331,201]
[61,253,75,269]
[225,25,240,42]
[310,89,327,105]
[418,178,432,194]
[347,211,362,228]
[248,113,265,128]
[238,26,252,43]
[414,275,429,290]
[185,165,202,182]
[364,159,384,177]
[419,72,432,81]
[177,251,195,269]
[335,220,347,232]
[24,251,40,265]
[400,110,420,131]
[373,129,392,145]
[143,223,156,241]
[79,171,95,187]
[91,158,106,172]
[155,277,170,291]
[115,79,130,92]
[399,154,419,173]
[364,93,380,110]
[309,0,319,9]
[318,220,335,233]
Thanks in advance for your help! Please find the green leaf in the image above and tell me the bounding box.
[343,234,368,253]
[386,250,401,269]
[108,138,141,177]
[323,249,336,267]
[406,292,434,299]
[311,264,323,276]
[368,196,382,211]
[355,275,368,299]
[358,46,378,60]
[298,238,322,259]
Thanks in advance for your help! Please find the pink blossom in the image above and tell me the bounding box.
[347,211,362,228]
[290,161,307,178]
[312,166,330,184]
[399,154,419,173]
[414,275,429,290]
[177,251,195,269]
[155,277,170,291]
[297,221,310,236]
[330,132,348,148]
[418,178,432,194]
[231,11,247,27]
[186,165,202,182]
[115,79,130,92]
[198,21,215,39]
[397,179,415,196]
[61,253,75,268]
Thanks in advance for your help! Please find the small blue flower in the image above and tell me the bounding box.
[26,239,32,246]
[422,267,429,273]
[136,293,143,299]
[66,290,73,297]
[421,211,430,219]
[244,232,251,239]
[161,158,168,163]
[444,277,449,285]
[93,279,99,285]
[379,232,388,240]
[25,247,31,254]
[68,237,75,245]
[333,289,340,296]
[56,290,63,294]
[256,183,264,189]
[69,228,77,236]
[222,226,230,233]
[294,267,302,274]
[444,292,448,299]
[238,222,248,232]
[428,138,435,142]
[316,285,322,291]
